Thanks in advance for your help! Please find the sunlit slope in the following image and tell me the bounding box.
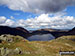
[0,35,75,56]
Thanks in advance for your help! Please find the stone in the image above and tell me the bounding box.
[0,40,2,43]
[0,47,10,56]
[14,48,22,54]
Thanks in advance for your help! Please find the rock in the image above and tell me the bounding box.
[0,40,2,43]
[0,47,10,56]
[0,47,23,56]
[0,34,26,43]
[7,38,13,43]
[14,48,22,54]
[0,35,13,43]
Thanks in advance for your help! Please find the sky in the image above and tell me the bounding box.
[0,0,75,30]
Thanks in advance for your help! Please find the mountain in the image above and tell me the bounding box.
[0,26,30,38]
[31,28,68,38]
[0,25,75,40]
[16,27,29,33]
[68,27,75,35]
[35,28,69,32]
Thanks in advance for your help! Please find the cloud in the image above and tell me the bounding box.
[0,16,15,26]
[10,16,14,19]
[27,34,55,41]
[16,19,26,27]
[4,19,15,26]
[23,14,75,29]
[0,16,6,24]
[0,0,75,13]
[0,14,75,30]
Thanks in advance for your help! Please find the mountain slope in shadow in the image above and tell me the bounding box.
[0,26,30,38]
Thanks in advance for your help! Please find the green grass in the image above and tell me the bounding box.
[0,35,75,56]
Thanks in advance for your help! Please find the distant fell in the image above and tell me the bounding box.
[0,26,30,38]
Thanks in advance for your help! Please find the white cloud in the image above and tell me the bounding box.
[16,19,26,27]
[10,16,14,19]
[0,0,75,13]
[23,14,75,29]
[0,16,15,26]
[4,19,15,26]
[0,16,6,24]
[0,14,75,30]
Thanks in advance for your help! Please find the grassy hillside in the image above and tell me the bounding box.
[0,35,75,56]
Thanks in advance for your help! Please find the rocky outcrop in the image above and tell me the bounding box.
[0,26,30,38]
[0,34,26,43]
[0,47,22,56]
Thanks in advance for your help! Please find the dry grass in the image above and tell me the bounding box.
[0,35,75,56]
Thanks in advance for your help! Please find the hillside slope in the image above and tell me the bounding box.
[0,35,75,56]
[0,26,30,38]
